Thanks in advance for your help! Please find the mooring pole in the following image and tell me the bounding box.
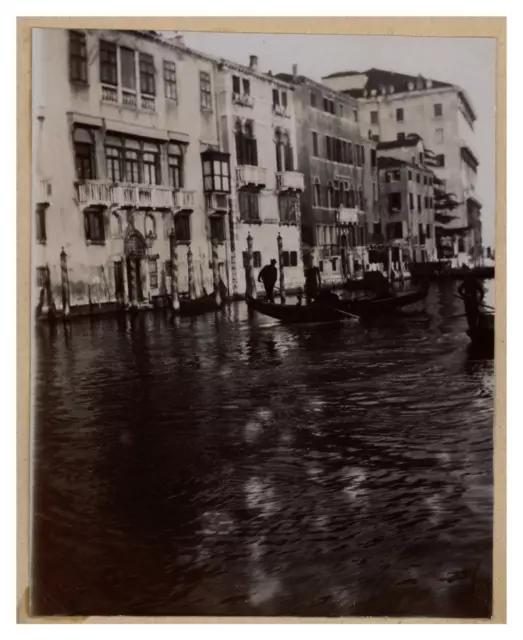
[169,229,180,312]
[277,232,286,304]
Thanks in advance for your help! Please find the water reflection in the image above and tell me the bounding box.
[32,282,493,618]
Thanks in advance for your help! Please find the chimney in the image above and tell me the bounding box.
[249,55,258,72]
[292,63,298,79]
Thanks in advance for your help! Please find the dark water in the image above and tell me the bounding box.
[31,282,494,618]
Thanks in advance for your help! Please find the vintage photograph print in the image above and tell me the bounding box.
[29,25,499,619]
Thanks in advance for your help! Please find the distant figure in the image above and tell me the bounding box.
[258,259,278,303]
[304,264,322,304]
[458,275,485,329]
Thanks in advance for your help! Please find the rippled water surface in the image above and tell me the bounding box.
[32,282,494,618]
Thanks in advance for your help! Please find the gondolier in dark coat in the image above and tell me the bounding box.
[258,259,278,302]
[304,264,322,304]
[458,274,485,329]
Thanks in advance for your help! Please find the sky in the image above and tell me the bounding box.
[179,32,496,248]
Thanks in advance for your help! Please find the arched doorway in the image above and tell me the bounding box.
[124,229,147,306]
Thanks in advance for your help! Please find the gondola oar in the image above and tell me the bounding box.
[332,306,361,321]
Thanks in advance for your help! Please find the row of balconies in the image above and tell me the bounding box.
[75,182,197,210]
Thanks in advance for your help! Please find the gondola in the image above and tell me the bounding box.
[411,263,495,282]
[246,281,429,325]
[466,309,495,351]
[179,293,221,316]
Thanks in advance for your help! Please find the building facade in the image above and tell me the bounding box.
[33,29,230,316]
[214,56,305,296]
[277,68,377,283]
[375,136,436,267]
[321,68,482,265]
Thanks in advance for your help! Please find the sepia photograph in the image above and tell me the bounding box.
[24,19,503,621]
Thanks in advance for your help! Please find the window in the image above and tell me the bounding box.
[416,173,421,183]
[327,181,335,208]
[36,206,46,243]
[281,92,288,108]
[313,179,321,207]
[238,189,259,221]
[74,127,96,180]
[319,261,324,273]
[69,31,88,84]
[358,187,364,210]
[371,148,376,169]
[436,154,445,167]
[36,267,47,288]
[174,213,191,243]
[164,61,177,100]
[424,195,429,209]
[360,145,365,167]
[310,91,316,107]
[200,71,212,110]
[339,104,343,117]
[435,127,444,144]
[243,78,250,95]
[423,176,427,186]
[272,89,280,107]
[168,143,183,189]
[323,97,334,114]
[124,141,141,183]
[142,143,161,185]
[426,225,432,239]
[275,130,294,172]
[100,40,117,86]
[387,222,403,239]
[253,251,262,268]
[235,120,258,166]
[84,209,105,243]
[278,194,298,223]
[373,222,382,239]
[409,193,414,210]
[354,109,358,123]
[282,251,290,267]
[370,111,378,125]
[210,216,225,243]
[202,151,230,192]
[396,108,404,122]
[419,223,425,243]
[120,47,136,91]
[232,75,240,94]
[388,192,401,213]
[148,259,158,289]
[139,53,155,96]
[397,132,405,141]
[408,170,412,180]
[312,132,319,156]
[105,145,121,183]
[417,194,422,212]
[290,251,298,267]
[434,103,443,117]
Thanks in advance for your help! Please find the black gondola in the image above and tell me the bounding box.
[246,281,429,325]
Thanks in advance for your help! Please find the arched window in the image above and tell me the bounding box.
[342,182,350,207]
[358,187,364,210]
[327,181,335,209]
[143,142,161,186]
[110,211,122,238]
[74,127,96,180]
[236,119,258,166]
[348,186,355,208]
[168,142,183,189]
[145,213,156,239]
[313,178,321,207]
[275,128,283,172]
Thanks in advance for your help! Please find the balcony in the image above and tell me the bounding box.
[76,181,183,210]
[276,171,305,192]
[273,104,290,118]
[206,193,229,212]
[232,93,254,108]
[36,179,52,204]
[173,189,196,211]
[236,165,267,189]
[338,206,359,225]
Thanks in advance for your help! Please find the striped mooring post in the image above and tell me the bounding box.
[187,245,196,300]
[211,238,222,307]
[60,247,71,318]
[245,232,256,298]
[277,232,286,304]
[169,229,180,312]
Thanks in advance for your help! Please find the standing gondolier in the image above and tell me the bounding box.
[258,259,278,303]
[458,274,485,330]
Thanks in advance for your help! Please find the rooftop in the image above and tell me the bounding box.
[323,68,452,95]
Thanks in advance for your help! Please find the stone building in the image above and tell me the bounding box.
[276,67,377,284]
[33,29,228,316]
[214,56,305,296]
[374,135,437,267]
[321,68,482,265]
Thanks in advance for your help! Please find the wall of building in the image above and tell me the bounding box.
[215,61,304,295]
[33,28,223,313]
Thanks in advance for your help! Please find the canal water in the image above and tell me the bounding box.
[31,281,494,618]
